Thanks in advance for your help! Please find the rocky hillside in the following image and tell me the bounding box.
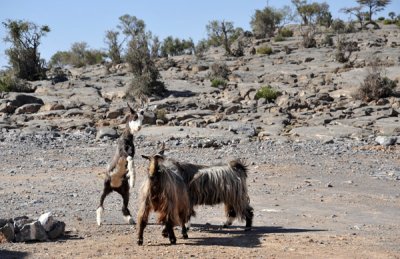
[1,25,399,145]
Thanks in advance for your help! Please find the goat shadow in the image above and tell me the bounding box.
[186,223,325,248]
[0,250,30,259]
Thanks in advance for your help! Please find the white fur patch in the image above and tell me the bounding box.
[124,215,135,225]
[185,220,191,229]
[96,207,104,226]
[127,156,135,189]
[128,114,143,134]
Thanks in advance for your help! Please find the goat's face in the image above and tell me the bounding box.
[126,103,144,134]
[142,154,163,179]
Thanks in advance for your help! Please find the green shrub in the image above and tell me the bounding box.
[383,19,393,25]
[274,34,286,42]
[378,16,385,21]
[279,28,293,37]
[255,86,280,102]
[210,78,227,88]
[156,108,168,122]
[256,45,273,55]
[0,74,13,92]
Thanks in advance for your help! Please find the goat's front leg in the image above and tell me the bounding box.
[223,204,236,228]
[137,202,150,245]
[165,220,176,245]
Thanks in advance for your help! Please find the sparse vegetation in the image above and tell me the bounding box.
[255,86,280,102]
[49,42,105,68]
[0,71,32,92]
[356,0,392,28]
[104,30,123,64]
[206,20,242,55]
[335,36,359,63]
[278,28,294,37]
[256,45,273,55]
[210,62,229,80]
[354,62,397,101]
[122,15,166,100]
[2,19,50,81]
[211,78,227,88]
[160,36,194,57]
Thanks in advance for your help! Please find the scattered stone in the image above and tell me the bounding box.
[375,136,398,146]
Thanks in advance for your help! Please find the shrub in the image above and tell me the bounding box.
[210,62,229,80]
[383,19,393,25]
[274,34,286,42]
[279,28,293,37]
[210,78,227,88]
[302,31,317,48]
[0,72,32,92]
[256,45,273,55]
[331,19,346,33]
[354,66,397,101]
[155,108,168,122]
[378,16,385,21]
[254,86,280,102]
[335,36,359,63]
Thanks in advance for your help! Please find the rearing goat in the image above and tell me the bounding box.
[137,152,190,245]
[96,103,143,226]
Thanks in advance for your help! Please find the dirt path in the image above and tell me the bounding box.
[1,136,399,259]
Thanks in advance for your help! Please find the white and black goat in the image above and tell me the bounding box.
[152,144,254,231]
[96,103,143,226]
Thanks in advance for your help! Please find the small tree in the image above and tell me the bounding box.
[250,7,283,38]
[104,30,123,64]
[291,0,331,26]
[340,6,366,29]
[2,19,50,81]
[357,0,391,27]
[206,20,241,55]
[388,12,396,21]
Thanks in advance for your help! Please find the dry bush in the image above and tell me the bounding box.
[210,62,229,80]
[335,35,359,63]
[354,62,397,101]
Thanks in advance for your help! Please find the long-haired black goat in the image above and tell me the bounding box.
[138,152,190,245]
[154,144,253,231]
[96,103,143,226]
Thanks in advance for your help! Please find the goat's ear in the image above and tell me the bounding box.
[127,102,135,114]
[154,154,164,159]
[141,155,150,160]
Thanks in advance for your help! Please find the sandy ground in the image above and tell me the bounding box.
[0,134,399,259]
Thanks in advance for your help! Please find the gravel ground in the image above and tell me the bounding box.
[1,129,399,258]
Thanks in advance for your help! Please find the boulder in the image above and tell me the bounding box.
[15,103,42,115]
[15,221,48,242]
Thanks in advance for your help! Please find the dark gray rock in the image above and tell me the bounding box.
[14,103,43,115]
[15,221,48,242]
[47,221,65,240]
[0,222,15,242]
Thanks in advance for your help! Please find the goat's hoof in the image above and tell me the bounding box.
[244,226,252,231]
[182,233,188,239]
[161,229,168,238]
[137,239,143,246]
[222,224,230,228]
[169,238,176,245]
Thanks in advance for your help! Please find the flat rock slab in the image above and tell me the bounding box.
[138,126,238,141]
[289,125,365,141]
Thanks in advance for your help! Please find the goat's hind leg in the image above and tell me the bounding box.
[244,205,254,231]
[97,182,112,226]
[117,182,134,224]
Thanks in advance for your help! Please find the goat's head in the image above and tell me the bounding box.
[141,143,166,179]
[126,102,144,134]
